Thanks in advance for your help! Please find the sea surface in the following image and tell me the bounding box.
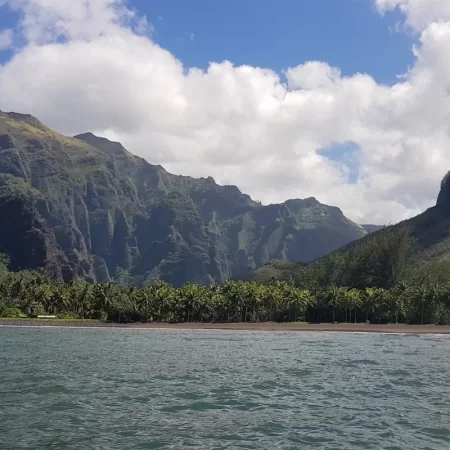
[0,328,449,449]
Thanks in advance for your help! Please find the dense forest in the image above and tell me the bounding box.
[2,227,450,324]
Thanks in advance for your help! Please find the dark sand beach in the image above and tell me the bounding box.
[1,320,450,333]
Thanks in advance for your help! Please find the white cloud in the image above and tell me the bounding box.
[2,0,144,43]
[0,29,13,50]
[0,0,450,224]
[375,0,450,32]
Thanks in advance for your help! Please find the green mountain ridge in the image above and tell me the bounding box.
[0,110,367,286]
[252,172,450,286]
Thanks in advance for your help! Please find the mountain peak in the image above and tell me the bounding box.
[74,132,135,160]
[283,197,321,211]
[436,171,450,208]
[75,131,96,139]
[74,132,123,150]
[0,111,48,132]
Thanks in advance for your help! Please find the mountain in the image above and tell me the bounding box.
[0,111,367,286]
[401,171,450,264]
[361,224,385,234]
[251,172,450,286]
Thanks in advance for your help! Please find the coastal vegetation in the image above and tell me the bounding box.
[1,251,450,325]
[3,114,450,325]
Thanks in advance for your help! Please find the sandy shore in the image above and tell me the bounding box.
[125,322,450,334]
[1,320,450,334]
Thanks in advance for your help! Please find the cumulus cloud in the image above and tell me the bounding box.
[0,0,450,224]
[2,0,148,42]
[376,0,450,32]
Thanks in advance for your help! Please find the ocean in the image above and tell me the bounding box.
[0,328,449,449]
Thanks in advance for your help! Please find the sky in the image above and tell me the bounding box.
[0,0,449,225]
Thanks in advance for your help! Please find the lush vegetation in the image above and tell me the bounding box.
[0,111,366,287]
[3,113,450,325]
[2,226,450,325]
[251,226,450,287]
[1,266,450,325]
[252,178,450,289]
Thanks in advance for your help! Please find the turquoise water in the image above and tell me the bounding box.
[0,328,449,449]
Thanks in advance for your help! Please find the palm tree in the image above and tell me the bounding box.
[338,287,352,322]
[207,284,227,322]
[439,284,450,324]
[390,282,411,323]
[429,283,443,323]
[342,289,361,323]
[48,285,70,315]
[73,283,93,318]
[361,288,380,323]
[178,282,207,322]
[92,282,116,318]
[150,281,175,322]
[325,286,344,323]
[413,285,429,325]
[222,280,246,322]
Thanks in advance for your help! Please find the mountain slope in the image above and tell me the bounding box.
[251,172,450,286]
[362,224,385,234]
[0,111,367,286]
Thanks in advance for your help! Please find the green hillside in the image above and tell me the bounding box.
[0,111,367,286]
[251,173,450,287]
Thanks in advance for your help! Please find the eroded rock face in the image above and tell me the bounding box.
[0,193,66,279]
[0,111,367,286]
[0,134,14,150]
[437,171,450,209]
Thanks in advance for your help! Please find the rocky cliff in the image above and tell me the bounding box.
[0,111,367,286]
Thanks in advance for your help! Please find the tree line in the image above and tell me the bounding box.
[2,226,450,324]
[1,269,450,324]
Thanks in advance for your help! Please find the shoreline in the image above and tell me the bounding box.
[1,320,450,334]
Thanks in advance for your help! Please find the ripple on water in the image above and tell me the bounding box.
[0,328,449,450]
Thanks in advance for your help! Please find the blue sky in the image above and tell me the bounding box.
[136,0,415,84]
[1,0,448,224]
[0,0,415,82]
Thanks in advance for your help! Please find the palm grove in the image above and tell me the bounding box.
[1,227,450,324]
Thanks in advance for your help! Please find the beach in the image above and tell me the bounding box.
[1,319,450,333]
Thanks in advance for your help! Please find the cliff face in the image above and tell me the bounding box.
[0,111,367,286]
[0,191,65,278]
[357,172,450,266]
[436,171,450,209]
